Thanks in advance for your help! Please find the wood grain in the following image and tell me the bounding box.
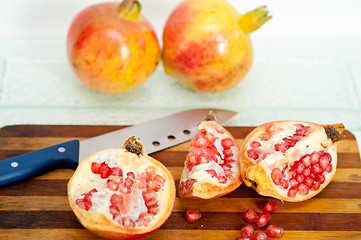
[0,125,360,239]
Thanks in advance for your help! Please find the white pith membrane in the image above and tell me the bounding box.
[179,120,240,195]
[244,122,337,201]
[69,149,169,228]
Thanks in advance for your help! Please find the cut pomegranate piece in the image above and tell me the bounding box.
[240,121,344,202]
[251,231,268,240]
[266,225,284,237]
[179,112,241,200]
[241,224,254,238]
[186,210,202,223]
[68,137,176,240]
[243,209,259,223]
[263,201,277,213]
[256,212,271,228]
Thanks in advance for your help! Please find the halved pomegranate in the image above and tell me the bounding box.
[240,121,344,202]
[179,112,242,199]
[68,137,176,239]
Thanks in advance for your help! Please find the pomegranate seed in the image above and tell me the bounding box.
[325,164,333,173]
[250,141,262,148]
[288,169,296,178]
[310,182,321,191]
[145,197,158,208]
[241,224,254,238]
[243,209,259,223]
[110,194,124,207]
[287,186,298,198]
[271,168,283,185]
[142,190,156,201]
[295,174,304,183]
[76,199,86,210]
[91,162,102,174]
[109,205,120,218]
[280,179,289,189]
[221,138,234,149]
[319,154,330,170]
[122,216,136,228]
[252,231,268,240]
[289,178,298,188]
[311,164,323,175]
[136,213,152,227]
[303,177,314,187]
[110,167,123,177]
[147,180,161,191]
[247,149,259,160]
[260,132,271,141]
[146,166,157,177]
[218,176,228,184]
[206,169,217,178]
[99,163,111,179]
[263,201,277,213]
[89,188,98,194]
[315,174,326,184]
[153,174,166,185]
[297,184,310,195]
[256,212,271,228]
[266,225,284,238]
[126,172,135,180]
[148,205,159,214]
[196,137,208,148]
[301,155,311,167]
[265,123,275,134]
[107,179,119,191]
[295,162,305,175]
[205,132,216,144]
[124,178,134,188]
[216,127,225,134]
[303,167,311,177]
[224,149,234,157]
[310,152,319,164]
[186,210,202,223]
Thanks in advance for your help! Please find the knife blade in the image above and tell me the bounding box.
[0,108,236,187]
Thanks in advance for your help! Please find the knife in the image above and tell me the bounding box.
[0,108,236,187]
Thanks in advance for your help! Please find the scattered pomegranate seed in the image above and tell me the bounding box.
[266,225,284,237]
[243,209,259,223]
[256,212,271,228]
[241,224,254,238]
[263,201,277,213]
[186,210,202,223]
[251,231,267,240]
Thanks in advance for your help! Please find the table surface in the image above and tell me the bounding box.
[1,125,360,240]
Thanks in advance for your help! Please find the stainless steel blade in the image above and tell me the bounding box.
[78,108,237,162]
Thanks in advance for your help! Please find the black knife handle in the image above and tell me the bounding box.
[0,140,79,187]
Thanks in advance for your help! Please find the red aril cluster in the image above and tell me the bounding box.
[237,201,284,239]
[76,162,167,228]
[240,121,344,202]
[179,112,242,200]
[68,137,176,240]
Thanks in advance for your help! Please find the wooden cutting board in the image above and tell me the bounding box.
[0,125,361,240]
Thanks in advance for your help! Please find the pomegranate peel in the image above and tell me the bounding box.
[68,137,176,239]
[162,0,271,92]
[179,112,242,200]
[67,0,161,94]
[240,121,344,202]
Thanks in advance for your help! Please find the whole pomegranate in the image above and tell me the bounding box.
[67,0,161,94]
[162,0,271,92]
[179,112,242,199]
[240,121,344,202]
[68,137,175,239]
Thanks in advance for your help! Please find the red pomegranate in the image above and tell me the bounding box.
[240,121,344,202]
[68,137,176,239]
[179,112,242,199]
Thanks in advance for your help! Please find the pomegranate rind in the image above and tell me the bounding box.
[68,142,176,239]
[179,120,242,200]
[240,121,341,202]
